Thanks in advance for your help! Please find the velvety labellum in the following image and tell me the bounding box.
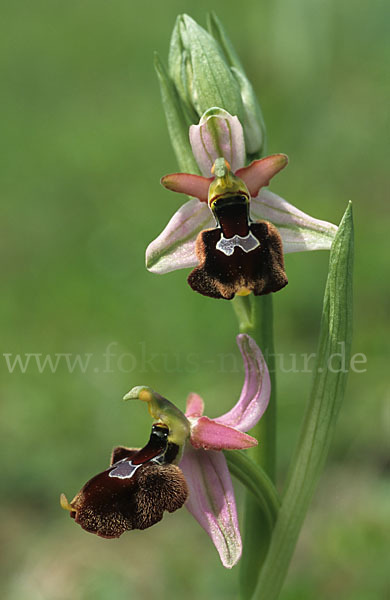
[63,423,188,538]
[188,195,288,299]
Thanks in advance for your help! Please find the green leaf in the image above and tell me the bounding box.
[206,11,245,72]
[253,202,354,600]
[154,53,199,174]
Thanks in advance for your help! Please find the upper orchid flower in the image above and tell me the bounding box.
[146,108,338,299]
[61,334,269,569]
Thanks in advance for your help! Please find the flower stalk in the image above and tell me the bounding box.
[224,450,280,529]
[233,294,278,599]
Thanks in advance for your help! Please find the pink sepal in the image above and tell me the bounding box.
[145,198,213,274]
[180,445,242,568]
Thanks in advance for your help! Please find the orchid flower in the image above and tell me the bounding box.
[146,108,338,299]
[61,333,269,569]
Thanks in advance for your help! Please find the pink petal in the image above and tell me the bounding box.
[145,198,214,274]
[190,417,258,450]
[185,393,205,417]
[189,108,246,177]
[180,445,242,568]
[160,173,212,203]
[215,334,270,432]
[236,154,288,198]
[251,189,338,253]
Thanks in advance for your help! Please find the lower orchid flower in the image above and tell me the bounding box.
[60,422,189,538]
[146,108,338,299]
[61,333,269,568]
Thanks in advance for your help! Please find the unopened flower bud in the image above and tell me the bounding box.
[168,14,245,128]
[207,12,266,157]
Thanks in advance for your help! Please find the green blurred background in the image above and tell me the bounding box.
[1,1,389,599]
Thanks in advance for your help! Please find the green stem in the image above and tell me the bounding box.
[248,295,276,478]
[233,295,276,475]
[225,450,281,529]
[252,203,354,600]
[232,294,252,332]
[234,294,277,599]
